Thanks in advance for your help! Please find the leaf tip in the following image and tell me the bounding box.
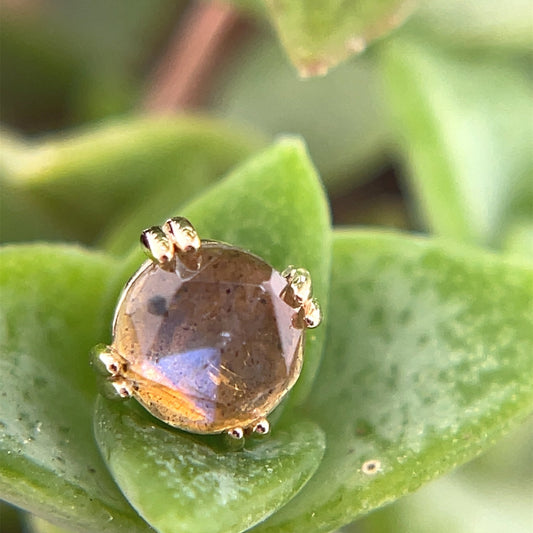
[270,135,323,184]
[297,60,331,78]
[271,135,310,159]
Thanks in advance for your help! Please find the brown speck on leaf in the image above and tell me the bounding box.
[361,459,382,475]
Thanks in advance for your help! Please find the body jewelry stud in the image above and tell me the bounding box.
[93,217,321,439]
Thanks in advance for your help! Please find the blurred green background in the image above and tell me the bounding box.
[1,0,532,531]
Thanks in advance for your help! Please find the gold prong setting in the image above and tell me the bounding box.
[163,216,201,253]
[92,344,123,376]
[98,349,121,376]
[281,266,322,329]
[253,419,270,435]
[140,226,174,266]
[303,297,322,329]
[111,379,133,398]
[141,216,201,268]
[227,427,244,440]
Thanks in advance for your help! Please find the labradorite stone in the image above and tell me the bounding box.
[112,242,304,433]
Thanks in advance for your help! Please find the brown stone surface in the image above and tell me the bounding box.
[111,242,304,433]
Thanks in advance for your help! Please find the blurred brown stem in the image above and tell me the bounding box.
[142,1,239,113]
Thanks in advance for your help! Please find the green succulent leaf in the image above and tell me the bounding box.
[358,419,533,533]
[107,137,331,404]
[381,38,533,248]
[0,117,262,246]
[95,397,325,533]
[26,512,77,533]
[412,0,533,51]
[503,218,533,260]
[209,34,389,191]
[262,0,416,77]
[255,230,533,532]
[0,245,151,532]
[3,124,531,533]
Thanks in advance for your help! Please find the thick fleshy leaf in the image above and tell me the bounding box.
[27,513,76,533]
[503,218,533,260]
[262,0,416,76]
[1,117,261,246]
[209,33,389,190]
[95,396,325,533]
[412,0,533,51]
[358,419,533,533]
[254,230,533,532]
[0,131,70,243]
[105,137,331,404]
[0,245,151,532]
[381,39,533,247]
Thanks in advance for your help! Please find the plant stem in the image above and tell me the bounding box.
[142,1,239,112]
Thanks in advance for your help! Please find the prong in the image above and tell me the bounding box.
[163,216,201,253]
[282,267,312,307]
[227,427,244,440]
[281,265,296,279]
[303,297,322,328]
[111,379,133,398]
[98,379,125,400]
[253,419,270,435]
[91,344,122,376]
[141,226,174,265]
[91,344,111,375]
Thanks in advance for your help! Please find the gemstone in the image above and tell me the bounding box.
[111,242,305,434]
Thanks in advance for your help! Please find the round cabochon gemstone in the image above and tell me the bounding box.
[111,242,305,434]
